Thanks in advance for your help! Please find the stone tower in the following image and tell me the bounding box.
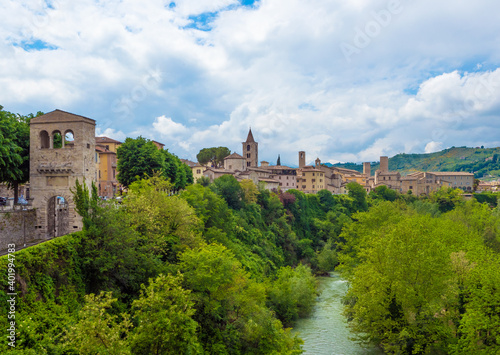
[30,110,96,239]
[363,162,371,176]
[299,151,306,168]
[380,156,389,172]
[242,128,258,168]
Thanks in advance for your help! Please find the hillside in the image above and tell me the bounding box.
[328,146,500,179]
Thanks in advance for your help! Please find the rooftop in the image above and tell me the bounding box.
[96,136,122,144]
[31,109,96,125]
[224,152,245,160]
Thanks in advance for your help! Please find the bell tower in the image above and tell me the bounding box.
[242,128,258,168]
[30,110,96,239]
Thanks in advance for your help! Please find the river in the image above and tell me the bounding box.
[292,272,383,355]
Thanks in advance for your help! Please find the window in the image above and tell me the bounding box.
[312,173,315,176]
[113,169,115,179]
[312,179,316,183]
[40,130,50,148]
[313,185,315,189]
[64,130,74,147]
[52,130,63,149]
[247,153,250,158]
[197,169,201,174]
[247,145,250,151]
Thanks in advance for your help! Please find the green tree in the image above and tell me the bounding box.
[196,175,211,187]
[346,182,368,212]
[179,244,303,354]
[64,292,132,355]
[196,147,231,168]
[277,154,281,166]
[130,273,202,354]
[125,175,203,262]
[210,174,244,210]
[0,106,42,203]
[267,264,317,326]
[116,136,164,187]
[430,187,464,213]
[240,179,259,204]
[369,185,398,202]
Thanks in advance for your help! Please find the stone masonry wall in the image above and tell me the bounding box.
[0,210,37,251]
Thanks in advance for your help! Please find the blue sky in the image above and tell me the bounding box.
[1,0,500,166]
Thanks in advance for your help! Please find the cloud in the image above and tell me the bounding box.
[153,115,189,137]
[1,0,500,165]
[425,141,443,154]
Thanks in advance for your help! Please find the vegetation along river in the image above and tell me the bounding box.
[293,272,383,355]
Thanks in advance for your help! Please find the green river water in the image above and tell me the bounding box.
[292,272,384,355]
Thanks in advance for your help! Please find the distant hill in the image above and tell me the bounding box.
[326,146,500,180]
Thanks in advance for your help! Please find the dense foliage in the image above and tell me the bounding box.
[116,136,193,190]
[3,172,500,354]
[0,106,43,202]
[339,188,500,354]
[2,176,346,354]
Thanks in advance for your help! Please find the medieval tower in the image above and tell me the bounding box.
[242,128,258,168]
[299,151,306,168]
[30,110,96,239]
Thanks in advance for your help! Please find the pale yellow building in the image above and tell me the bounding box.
[95,136,122,198]
[191,163,206,183]
[297,166,325,194]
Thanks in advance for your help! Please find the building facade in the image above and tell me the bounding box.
[29,110,96,239]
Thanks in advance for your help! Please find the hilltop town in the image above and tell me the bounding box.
[0,109,483,245]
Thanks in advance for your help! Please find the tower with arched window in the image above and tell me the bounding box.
[29,109,96,239]
[242,128,258,168]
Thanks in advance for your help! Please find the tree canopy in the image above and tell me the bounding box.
[196,147,231,168]
[0,106,43,201]
[116,136,193,190]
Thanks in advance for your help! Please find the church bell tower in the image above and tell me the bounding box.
[242,128,258,168]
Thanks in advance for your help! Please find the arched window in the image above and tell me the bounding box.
[40,130,50,149]
[64,130,75,148]
[52,130,63,149]
[247,144,250,151]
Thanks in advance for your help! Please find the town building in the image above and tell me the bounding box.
[296,166,325,194]
[29,109,96,239]
[95,136,122,198]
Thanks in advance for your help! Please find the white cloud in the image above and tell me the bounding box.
[425,141,444,154]
[153,115,189,137]
[2,0,500,165]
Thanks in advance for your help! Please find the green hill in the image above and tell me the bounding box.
[327,146,500,180]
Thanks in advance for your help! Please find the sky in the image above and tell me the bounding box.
[1,0,500,166]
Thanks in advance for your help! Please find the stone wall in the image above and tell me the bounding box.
[0,210,37,250]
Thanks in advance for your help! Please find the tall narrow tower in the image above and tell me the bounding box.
[242,128,258,168]
[299,151,306,168]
